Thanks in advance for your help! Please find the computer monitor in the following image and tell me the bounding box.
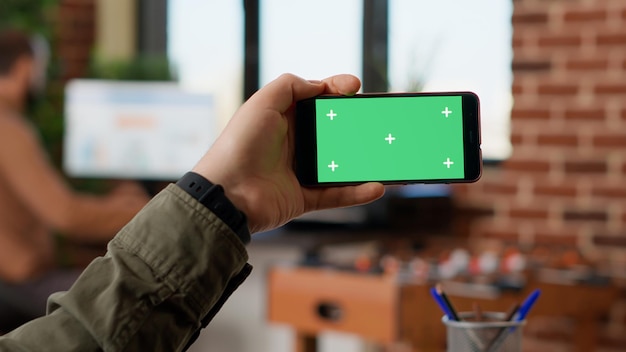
[63,79,216,180]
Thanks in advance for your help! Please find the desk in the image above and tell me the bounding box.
[267,267,620,352]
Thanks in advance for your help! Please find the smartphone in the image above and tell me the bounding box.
[295,92,482,186]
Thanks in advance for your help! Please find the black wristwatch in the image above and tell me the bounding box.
[176,172,250,245]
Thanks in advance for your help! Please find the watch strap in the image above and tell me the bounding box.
[176,172,250,244]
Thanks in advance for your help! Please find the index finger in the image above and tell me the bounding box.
[321,74,361,96]
[246,73,325,113]
[246,73,362,113]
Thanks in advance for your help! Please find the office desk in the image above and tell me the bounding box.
[267,267,619,352]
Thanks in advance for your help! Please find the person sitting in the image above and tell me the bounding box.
[0,29,149,331]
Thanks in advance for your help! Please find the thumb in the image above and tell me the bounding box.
[303,183,385,212]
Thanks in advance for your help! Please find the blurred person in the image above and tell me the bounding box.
[0,73,385,350]
[0,29,149,331]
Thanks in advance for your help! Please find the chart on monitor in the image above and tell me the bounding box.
[63,79,217,180]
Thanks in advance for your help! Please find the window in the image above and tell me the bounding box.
[168,0,512,161]
[168,1,244,128]
[259,0,362,86]
[388,0,513,161]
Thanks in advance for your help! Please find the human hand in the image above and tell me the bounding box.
[192,74,385,233]
[106,180,150,207]
[108,180,149,198]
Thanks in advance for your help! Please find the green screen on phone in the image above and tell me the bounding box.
[315,96,465,183]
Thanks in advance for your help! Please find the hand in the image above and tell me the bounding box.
[192,73,385,233]
[106,181,150,208]
[107,180,149,198]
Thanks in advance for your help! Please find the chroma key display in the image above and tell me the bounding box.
[295,92,482,186]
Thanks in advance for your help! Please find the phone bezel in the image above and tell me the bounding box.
[295,92,482,186]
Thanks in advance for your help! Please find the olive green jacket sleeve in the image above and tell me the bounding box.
[0,184,252,352]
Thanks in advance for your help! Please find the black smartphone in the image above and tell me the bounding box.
[295,92,482,186]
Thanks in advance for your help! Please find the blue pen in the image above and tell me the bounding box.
[516,288,541,321]
[430,286,456,321]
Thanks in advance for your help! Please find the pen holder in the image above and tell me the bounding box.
[442,312,526,352]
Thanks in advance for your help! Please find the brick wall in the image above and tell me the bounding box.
[455,0,626,266]
[55,0,95,81]
[451,2,626,348]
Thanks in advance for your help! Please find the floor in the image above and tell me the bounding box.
[187,244,369,352]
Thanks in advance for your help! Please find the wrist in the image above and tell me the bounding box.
[176,172,251,244]
[192,162,266,233]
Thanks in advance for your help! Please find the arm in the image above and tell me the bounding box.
[0,74,384,351]
[1,185,250,352]
[0,115,148,241]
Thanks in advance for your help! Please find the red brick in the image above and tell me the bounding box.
[596,33,626,46]
[592,134,626,148]
[511,108,551,120]
[538,34,582,48]
[512,60,552,72]
[563,160,607,174]
[55,0,95,83]
[563,108,606,121]
[60,0,95,7]
[592,185,626,199]
[513,12,549,24]
[534,184,577,198]
[512,35,525,50]
[58,47,91,61]
[537,84,578,96]
[504,159,552,173]
[62,62,90,80]
[593,234,626,248]
[565,59,609,71]
[512,82,524,95]
[510,207,550,220]
[563,209,608,222]
[534,233,579,246]
[563,9,607,23]
[482,180,518,196]
[537,133,579,146]
[510,132,524,146]
[594,84,626,95]
[508,134,536,149]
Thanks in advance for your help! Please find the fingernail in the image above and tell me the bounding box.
[309,80,323,85]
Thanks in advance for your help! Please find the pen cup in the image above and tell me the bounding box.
[442,312,526,352]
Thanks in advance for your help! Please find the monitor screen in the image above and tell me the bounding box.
[63,79,216,180]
